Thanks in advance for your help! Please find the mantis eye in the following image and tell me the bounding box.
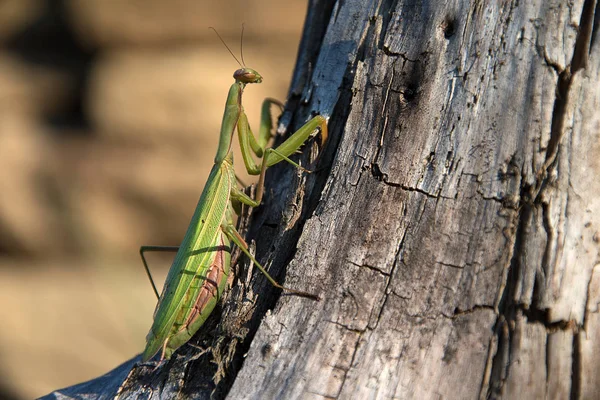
[233,68,262,84]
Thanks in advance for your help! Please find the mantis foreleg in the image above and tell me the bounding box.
[238,110,327,175]
[236,106,327,210]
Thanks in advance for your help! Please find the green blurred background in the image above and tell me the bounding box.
[0,0,308,398]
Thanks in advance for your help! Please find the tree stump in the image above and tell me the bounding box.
[43,0,600,398]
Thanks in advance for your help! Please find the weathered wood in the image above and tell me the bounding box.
[43,0,599,399]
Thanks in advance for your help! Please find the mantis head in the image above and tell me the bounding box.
[234,68,262,84]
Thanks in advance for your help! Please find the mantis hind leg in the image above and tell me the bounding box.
[221,223,320,300]
[139,245,180,299]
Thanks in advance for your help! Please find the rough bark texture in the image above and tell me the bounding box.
[43,0,600,399]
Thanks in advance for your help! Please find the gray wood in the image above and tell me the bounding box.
[42,0,600,399]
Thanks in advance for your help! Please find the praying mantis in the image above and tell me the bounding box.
[139,47,327,362]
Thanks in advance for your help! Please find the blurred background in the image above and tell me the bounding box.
[0,0,308,398]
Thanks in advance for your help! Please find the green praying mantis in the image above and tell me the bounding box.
[139,43,327,362]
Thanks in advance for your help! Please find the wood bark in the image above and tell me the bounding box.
[43,0,600,399]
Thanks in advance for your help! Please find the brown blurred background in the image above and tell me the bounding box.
[0,1,308,398]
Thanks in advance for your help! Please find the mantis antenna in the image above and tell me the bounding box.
[240,23,246,67]
[209,26,244,67]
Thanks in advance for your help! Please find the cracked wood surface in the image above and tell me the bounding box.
[43,0,599,399]
[229,1,600,399]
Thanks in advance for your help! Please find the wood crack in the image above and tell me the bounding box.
[336,329,365,399]
[570,330,581,400]
[451,304,495,318]
[345,259,390,277]
[369,161,439,198]
[532,0,595,205]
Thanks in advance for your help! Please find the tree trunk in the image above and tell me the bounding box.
[43,0,600,399]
